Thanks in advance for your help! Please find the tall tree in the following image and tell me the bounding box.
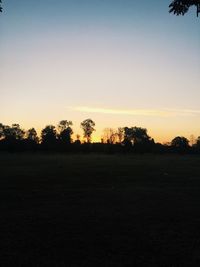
[169,0,200,16]
[58,120,73,144]
[41,125,57,144]
[26,128,39,143]
[80,119,95,143]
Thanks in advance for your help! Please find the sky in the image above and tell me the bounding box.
[0,0,199,143]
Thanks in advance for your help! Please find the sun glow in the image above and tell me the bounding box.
[1,1,199,145]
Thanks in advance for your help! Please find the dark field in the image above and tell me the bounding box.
[1,153,200,267]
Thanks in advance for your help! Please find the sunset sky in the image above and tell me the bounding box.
[1,0,199,143]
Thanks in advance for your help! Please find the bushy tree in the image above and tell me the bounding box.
[41,125,57,144]
[58,120,73,144]
[123,126,150,145]
[26,128,39,143]
[80,119,95,143]
[171,136,189,150]
[3,124,25,141]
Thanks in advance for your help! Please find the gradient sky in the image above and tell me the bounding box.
[1,0,199,142]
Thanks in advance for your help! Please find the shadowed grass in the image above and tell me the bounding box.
[1,153,200,266]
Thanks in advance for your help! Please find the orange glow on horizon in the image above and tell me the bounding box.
[0,113,199,145]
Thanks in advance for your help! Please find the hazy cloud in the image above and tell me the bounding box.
[70,106,200,117]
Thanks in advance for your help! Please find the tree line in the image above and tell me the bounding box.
[0,119,200,154]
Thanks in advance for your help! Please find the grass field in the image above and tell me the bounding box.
[1,153,200,266]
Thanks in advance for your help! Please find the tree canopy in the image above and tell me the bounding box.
[171,136,189,151]
[26,128,39,143]
[58,120,73,144]
[80,119,95,143]
[169,0,200,16]
[41,125,57,145]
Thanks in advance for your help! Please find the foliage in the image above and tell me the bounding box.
[169,0,200,16]
[102,128,117,144]
[58,120,73,144]
[26,128,39,143]
[3,124,25,141]
[171,136,189,152]
[41,125,57,144]
[0,120,199,154]
[123,126,150,145]
[80,119,95,143]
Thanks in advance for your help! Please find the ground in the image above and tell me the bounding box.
[1,153,200,266]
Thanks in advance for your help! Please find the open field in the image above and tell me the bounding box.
[1,153,200,266]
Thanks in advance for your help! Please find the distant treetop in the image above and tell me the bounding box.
[169,0,200,16]
[0,0,2,13]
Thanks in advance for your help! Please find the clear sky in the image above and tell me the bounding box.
[0,0,199,143]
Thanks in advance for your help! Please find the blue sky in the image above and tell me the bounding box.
[0,1,199,142]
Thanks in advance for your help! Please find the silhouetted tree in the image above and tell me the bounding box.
[26,128,39,143]
[0,124,25,151]
[123,126,154,152]
[0,120,197,154]
[24,128,39,151]
[171,136,189,152]
[0,1,2,13]
[41,125,57,145]
[123,127,134,146]
[132,127,150,145]
[3,124,25,141]
[102,128,117,144]
[58,120,73,144]
[123,127,150,145]
[80,119,95,143]
[169,0,200,16]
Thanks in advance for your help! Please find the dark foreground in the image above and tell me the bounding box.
[1,153,200,267]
